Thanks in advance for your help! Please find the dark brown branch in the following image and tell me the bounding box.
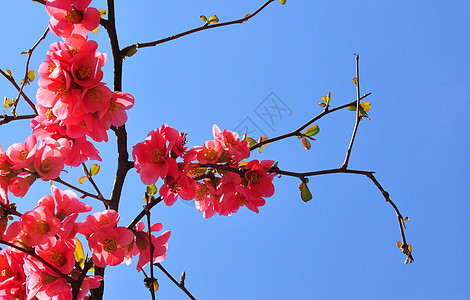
[0,202,22,217]
[270,166,413,263]
[0,114,36,126]
[127,196,163,230]
[250,93,371,151]
[71,258,95,300]
[341,54,361,169]
[120,0,275,57]
[155,263,196,300]
[0,69,38,116]
[0,240,74,282]
[54,177,110,206]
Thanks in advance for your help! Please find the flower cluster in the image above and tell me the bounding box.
[0,0,134,204]
[133,124,276,218]
[0,186,170,299]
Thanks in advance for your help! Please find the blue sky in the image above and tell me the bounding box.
[1,0,470,299]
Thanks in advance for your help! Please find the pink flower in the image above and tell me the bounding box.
[8,175,36,198]
[38,185,91,221]
[34,143,65,180]
[99,91,134,129]
[20,205,61,250]
[132,126,183,185]
[70,52,106,88]
[35,239,76,274]
[244,160,276,197]
[87,226,134,268]
[196,140,222,164]
[6,135,37,170]
[46,0,100,46]
[81,83,112,114]
[77,209,120,237]
[132,222,170,271]
[23,256,72,300]
[0,247,26,299]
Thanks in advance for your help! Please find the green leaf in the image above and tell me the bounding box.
[298,182,312,202]
[90,164,100,176]
[301,137,311,150]
[304,125,319,137]
[347,105,357,111]
[279,0,287,4]
[320,91,331,106]
[208,14,219,24]
[27,70,35,82]
[200,15,208,22]
[78,176,86,184]
[147,184,157,195]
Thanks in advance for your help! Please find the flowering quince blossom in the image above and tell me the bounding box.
[78,210,134,267]
[132,222,171,271]
[46,0,101,47]
[133,124,277,217]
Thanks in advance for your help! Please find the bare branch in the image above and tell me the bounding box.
[155,263,196,300]
[250,93,372,151]
[341,54,361,169]
[120,0,276,57]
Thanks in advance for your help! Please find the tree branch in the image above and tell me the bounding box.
[127,196,163,230]
[0,69,38,116]
[340,54,361,169]
[155,263,196,300]
[120,0,276,57]
[250,93,371,151]
[54,177,110,207]
[0,114,36,126]
[13,27,49,116]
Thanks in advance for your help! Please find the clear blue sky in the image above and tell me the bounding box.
[1,0,469,299]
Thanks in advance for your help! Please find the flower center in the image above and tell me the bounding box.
[47,250,66,267]
[109,100,124,112]
[40,158,53,173]
[103,238,118,253]
[204,148,218,161]
[35,220,50,235]
[150,148,164,163]
[1,266,12,277]
[86,89,101,102]
[46,109,55,119]
[246,170,261,184]
[75,67,91,81]
[47,62,56,74]
[54,86,67,98]
[65,10,83,24]
[18,149,29,161]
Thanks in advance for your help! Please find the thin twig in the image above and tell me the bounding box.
[155,263,196,300]
[127,196,163,230]
[0,69,38,115]
[54,177,110,206]
[71,257,95,300]
[341,54,361,169]
[145,194,156,300]
[250,93,371,151]
[270,166,413,263]
[13,27,49,116]
[81,163,106,206]
[0,202,22,217]
[120,0,276,57]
